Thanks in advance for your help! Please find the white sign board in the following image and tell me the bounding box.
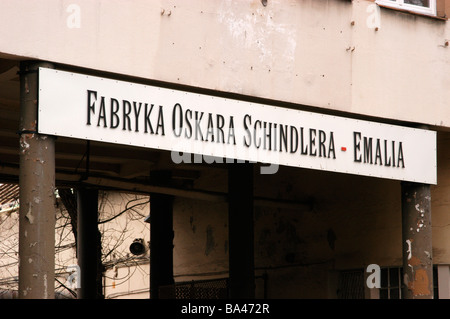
[38,68,437,184]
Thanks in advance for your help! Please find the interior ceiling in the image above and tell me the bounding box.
[0,58,219,198]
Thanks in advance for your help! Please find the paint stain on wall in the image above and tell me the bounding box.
[217,1,297,64]
[327,228,337,251]
[258,228,276,258]
[190,216,196,233]
[205,225,216,256]
[276,217,301,247]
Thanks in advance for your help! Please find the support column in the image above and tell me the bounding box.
[149,192,174,299]
[18,61,56,299]
[149,171,174,299]
[228,163,255,299]
[77,187,102,299]
[401,181,433,299]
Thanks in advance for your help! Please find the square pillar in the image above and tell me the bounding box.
[149,171,175,299]
[228,163,255,299]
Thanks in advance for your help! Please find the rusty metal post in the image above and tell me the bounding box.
[18,61,56,299]
[401,181,433,299]
[228,163,255,299]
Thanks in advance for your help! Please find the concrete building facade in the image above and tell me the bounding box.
[0,0,449,300]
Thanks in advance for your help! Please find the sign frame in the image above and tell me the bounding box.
[38,67,437,184]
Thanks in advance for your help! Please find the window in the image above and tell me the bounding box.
[380,267,402,299]
[337,270,365,299]
[379,266,439,299]
[338,266,441,299]
[376,0,437,16]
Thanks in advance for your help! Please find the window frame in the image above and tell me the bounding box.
[379,267,402,299]
[373,266,439,299]
[376,0,437,16]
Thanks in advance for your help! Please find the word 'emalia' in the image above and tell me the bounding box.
[353,132,405,168]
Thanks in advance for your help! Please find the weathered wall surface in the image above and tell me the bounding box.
[1,0,449,128]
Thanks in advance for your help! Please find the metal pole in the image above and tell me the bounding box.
[18,61,56,299]
[149,192,174,299]
[149,170,175,299]
[77,187,102,299]
[401,181,433,299]
[228,163,255,299]
[150,194,175,299]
